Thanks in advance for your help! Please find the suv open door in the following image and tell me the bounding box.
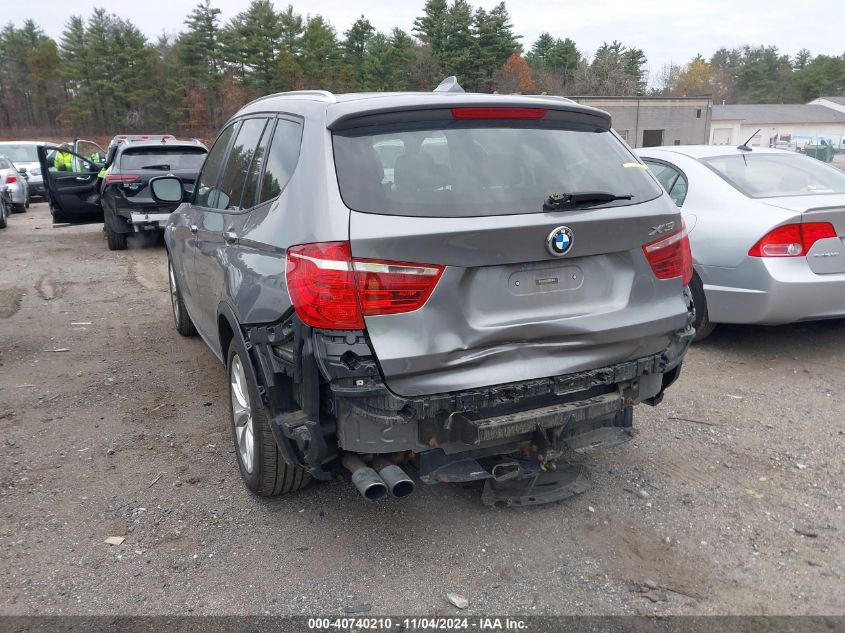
[74,139,107,165]
[38,146,104,224]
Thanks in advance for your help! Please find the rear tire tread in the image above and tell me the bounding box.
[228,346,311,497]
[168,259,197,337]
[106,227,127,251]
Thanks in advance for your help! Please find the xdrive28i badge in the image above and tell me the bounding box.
[546,226,574,256]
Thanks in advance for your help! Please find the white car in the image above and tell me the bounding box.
[638,145,845,340]
[0,142,50,201]
[0,153,29,213]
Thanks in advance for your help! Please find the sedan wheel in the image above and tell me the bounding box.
[690,274,716,341]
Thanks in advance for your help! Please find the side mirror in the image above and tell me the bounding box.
[150,176,184,204]
[17,166,27,174]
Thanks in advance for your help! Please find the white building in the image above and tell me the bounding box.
[710,102,845,151]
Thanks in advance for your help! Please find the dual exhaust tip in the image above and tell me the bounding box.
[342,454,415,501]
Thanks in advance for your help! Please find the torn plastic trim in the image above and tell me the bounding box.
[246,315,336,480]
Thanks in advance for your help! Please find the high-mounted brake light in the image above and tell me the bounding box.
[285,242,444,330]
[103,174,140,186]
[642,219,693,285]
[748,222,836,257]
[451,107,548,120]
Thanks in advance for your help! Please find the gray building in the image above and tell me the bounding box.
[569,96,713,148]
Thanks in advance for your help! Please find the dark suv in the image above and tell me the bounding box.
[101,136,207,250]
[37,136,206,247]
[157,83,694,506]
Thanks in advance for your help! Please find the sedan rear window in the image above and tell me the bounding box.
[119,147,207,171]
[701,153,845,198]
[333,125,662,217]
[0,144,38,162]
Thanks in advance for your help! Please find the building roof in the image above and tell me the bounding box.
[712,103,845,124]
[816,96,845,106]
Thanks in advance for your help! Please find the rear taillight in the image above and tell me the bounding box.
[643,219,693,285]
[285,241,444,330]
[353,259,444,316]
[748,222,836,257]
[103,174,140,185]
[5,174,17,184]
[451,107,548,120]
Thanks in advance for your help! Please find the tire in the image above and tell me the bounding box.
[25,195,30,209]
[0,205,7,229]
[168,258,197,337]
[690,274,716,341]
[227,343,311,497]
[12,202,25,214]
[106,226,127,251]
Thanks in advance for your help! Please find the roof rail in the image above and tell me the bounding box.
[249,89,338,105]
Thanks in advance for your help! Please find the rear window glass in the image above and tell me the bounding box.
[0,144,38,162]
[701,153,845,198]
[119,147,207,171]
[332,124,662,217]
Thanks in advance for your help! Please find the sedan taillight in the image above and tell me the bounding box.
[285,241,444,330]
[642,219,693,285]
[5,174,17,184]
[748,222,836,257]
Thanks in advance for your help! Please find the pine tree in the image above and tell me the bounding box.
[342,16,375,87]
[299,15,339,89]
[220,0,283,96]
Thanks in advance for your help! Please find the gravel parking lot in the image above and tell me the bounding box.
[1,203,843,616]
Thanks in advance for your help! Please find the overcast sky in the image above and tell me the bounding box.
[13,0,845,79]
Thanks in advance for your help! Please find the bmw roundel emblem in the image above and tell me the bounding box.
[546,226,574,256]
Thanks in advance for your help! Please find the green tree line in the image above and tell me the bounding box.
[0,0,843,137]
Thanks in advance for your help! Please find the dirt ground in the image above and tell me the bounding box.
[0,203,842,616]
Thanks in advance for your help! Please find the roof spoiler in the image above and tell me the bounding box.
[434,76,464,93]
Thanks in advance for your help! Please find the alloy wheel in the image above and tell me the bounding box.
[230,354,255,474]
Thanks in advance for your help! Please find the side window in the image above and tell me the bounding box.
[644,160,688,207]
[195,123,237,208]
[258,119,303,204]
[669,175,688,207]
[0,158,9,169]
[240,121,273,210]
[215,117,269,211]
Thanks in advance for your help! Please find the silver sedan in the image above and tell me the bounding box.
[637,145,845,340]
[0,153,29,213]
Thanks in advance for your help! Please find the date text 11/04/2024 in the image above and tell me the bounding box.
[307,617,528,630]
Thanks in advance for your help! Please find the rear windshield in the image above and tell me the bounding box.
[333,125,662,217]
[0,143,38,163]
[701,153,845,198]
[119,147,207,171]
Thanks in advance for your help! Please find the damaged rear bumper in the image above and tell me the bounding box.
[246,315,693,482]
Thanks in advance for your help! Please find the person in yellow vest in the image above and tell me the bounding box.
[53,144,73,172]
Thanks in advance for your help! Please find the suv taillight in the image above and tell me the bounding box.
[642,219,693,285]
[285,241,444,330]
[748,222,836,257]
[103,174,140,185]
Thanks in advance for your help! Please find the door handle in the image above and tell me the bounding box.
[75,176,90,181]
[223,230,238,244]
[189,224,198,234]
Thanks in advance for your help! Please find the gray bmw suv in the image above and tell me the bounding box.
[157,83,694,506]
